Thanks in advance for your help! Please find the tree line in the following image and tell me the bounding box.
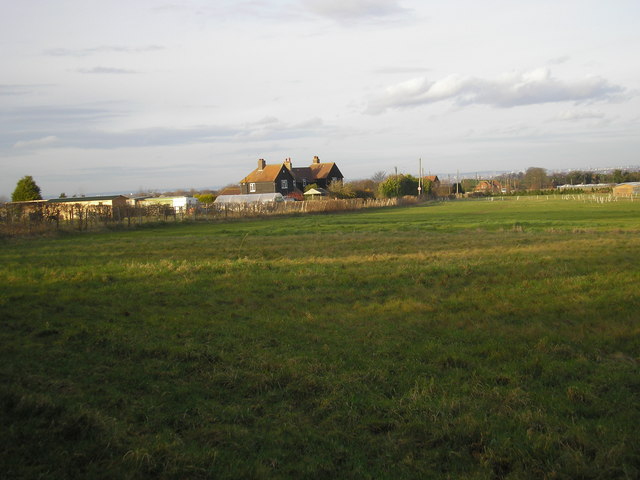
[7,167,640,204]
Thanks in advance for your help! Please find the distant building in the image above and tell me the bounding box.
[138,196,199,211]
[613,182,640,197]
[423,175,440,188]
[48,195,129,208]
[557,183,615,191]
[474,180,503,194]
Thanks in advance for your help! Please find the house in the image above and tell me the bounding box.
[284,156,344,190]
[474,180,503,194]
[423,175,440,188]
[240,159,297,196]
[613,182,640,197]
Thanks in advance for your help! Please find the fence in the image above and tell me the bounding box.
[0,197,409,236]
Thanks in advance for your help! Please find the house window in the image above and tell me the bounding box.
[332,177,338,183]
[249,183,256,192]
[281,179,288,189]
[302,178,307,187]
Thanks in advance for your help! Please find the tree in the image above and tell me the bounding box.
[370,171,387,183]
[327,181,355,199]
[194,193,215,204]
[12,175,42,201]
[378,174,419,198]
[523,167,549,190]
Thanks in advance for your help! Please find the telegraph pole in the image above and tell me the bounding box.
[395,166,398,197]
[418,158,422,197]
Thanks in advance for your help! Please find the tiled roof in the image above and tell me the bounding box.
[308,162,336,179]
[218,186,242,195]
[48,195,126,203]
[241,164,285,183]
[291,167,313,179]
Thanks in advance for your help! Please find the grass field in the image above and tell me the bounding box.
[1,197,639,479]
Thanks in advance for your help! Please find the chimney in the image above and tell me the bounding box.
[312,155,320,164]
[284,157,292,170]
[258,158,266,170]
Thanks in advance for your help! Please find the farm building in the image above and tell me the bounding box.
[48,195,129,208]
[613,182,640,197]
[557,183,615,191]
[138,196,199,211]
[45,195,129,220]
[214,193,285,204]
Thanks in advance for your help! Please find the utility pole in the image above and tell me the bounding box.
[395,166,398,197]
[418,158,422,197]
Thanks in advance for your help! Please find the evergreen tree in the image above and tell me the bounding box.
[11,175,42,201]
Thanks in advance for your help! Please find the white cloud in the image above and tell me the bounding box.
[76,67,138,74]
[2,109,336,151]
[302,0,409,21]
[44,45,165,57]
[13,135,59,149]
[555,109,606,122]
[366,68,625,114]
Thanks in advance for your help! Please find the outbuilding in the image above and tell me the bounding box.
[613,182,640,197]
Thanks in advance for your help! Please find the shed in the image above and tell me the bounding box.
[48,195,129,207]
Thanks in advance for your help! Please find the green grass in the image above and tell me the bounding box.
[1,197,639,479]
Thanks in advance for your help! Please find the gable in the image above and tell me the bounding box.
[241,164,294,184]
[309,163,343,180]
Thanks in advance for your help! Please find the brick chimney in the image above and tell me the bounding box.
[312,155,320,164]
[284,157,292,170]
[258,158,266,170]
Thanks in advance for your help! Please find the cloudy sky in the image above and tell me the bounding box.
[2,0,639,197]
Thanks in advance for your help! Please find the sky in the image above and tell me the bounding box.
[1,0,639,198]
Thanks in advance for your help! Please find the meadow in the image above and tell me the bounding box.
[1,196,639,479]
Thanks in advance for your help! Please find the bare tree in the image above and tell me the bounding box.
[371,170,387,183]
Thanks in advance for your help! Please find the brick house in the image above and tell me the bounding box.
[474,180,503,194]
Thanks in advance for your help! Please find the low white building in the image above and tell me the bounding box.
[214,193,284,204]
[139,196,199,211]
